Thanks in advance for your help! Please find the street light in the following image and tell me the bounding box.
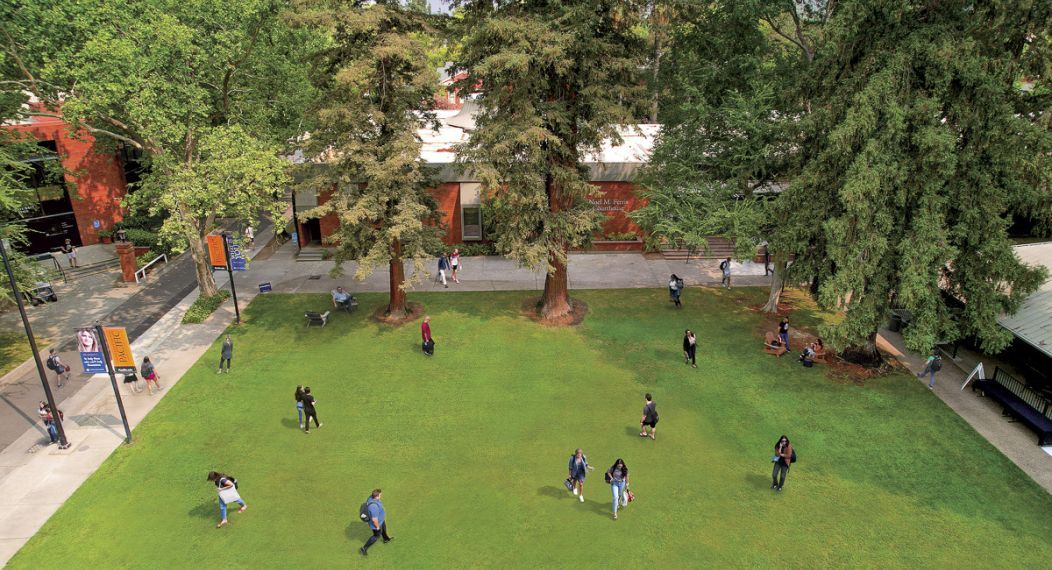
[0,238,70,449]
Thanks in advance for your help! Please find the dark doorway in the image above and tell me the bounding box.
[7,141,82,254]
[301,218,322,245]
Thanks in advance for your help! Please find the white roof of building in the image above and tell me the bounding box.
[999,242,1052,356]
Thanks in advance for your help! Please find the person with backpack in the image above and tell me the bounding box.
[301,387,321,433]
[207,471,246,528]
[605,458,630,520]
[141,356,162,394]
[640,393,659,439]
[359,488,393,556]
[45,348,70,388]
[668,274,683,308]
[917,350,943,389]
[682,330,697,368]
[720,257,732,288]
[771,435,795,492]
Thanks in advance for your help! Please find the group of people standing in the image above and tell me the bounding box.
[436,249,461,288]
[37,401,63,445]
[294,385,321,433]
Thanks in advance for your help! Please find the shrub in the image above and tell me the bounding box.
[123,228,160,248]
[136,249,157,268]
[181,291,231,324]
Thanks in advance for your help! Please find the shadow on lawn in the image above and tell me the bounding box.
[189,500,218,520]
[744,472,773,490]
[345,520,370,543]
[537,485,570,501]
[280,417,301,430]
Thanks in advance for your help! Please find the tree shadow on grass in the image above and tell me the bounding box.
[189,500,218,520]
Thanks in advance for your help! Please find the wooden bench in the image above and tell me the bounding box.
[305,311,330,327]
[764,332,787,357]
[972,379,1052,445]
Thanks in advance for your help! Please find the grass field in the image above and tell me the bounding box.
[9,289,1052,568]
[0,332,35,378]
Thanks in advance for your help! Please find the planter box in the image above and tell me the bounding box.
[587,240,644,252]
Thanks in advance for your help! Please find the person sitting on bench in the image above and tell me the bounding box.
[332,287,353,310]
[799,343,815,367]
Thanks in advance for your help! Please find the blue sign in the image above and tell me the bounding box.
[80,351,107,374]
[92,219,101,229]
[226,235,247,271]
[258,282,272,293]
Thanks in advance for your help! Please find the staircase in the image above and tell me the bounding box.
[58,258,121,282]
[296,248,327,262]
[660,237,743,260]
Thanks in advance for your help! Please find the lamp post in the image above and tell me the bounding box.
[0,238,70,449]
[221,232,241,324]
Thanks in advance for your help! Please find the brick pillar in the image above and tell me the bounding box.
[116,243,137,282]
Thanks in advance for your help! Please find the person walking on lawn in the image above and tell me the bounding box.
[683,329,697,368]
[421,316,434,356]
[640,393,658,439]
[208,471,246,528]
[302,387,321,433]
[141,356,162,394]
[606,458,630,520]
[360,489,394,556]
[567,448,594,503]
[668,274,683,308]
[917,350,943,389]
[218,336,233,373]
[771,435,794,492]
[778,318,791,352]
[294,385,305,429]
[720,257,732,288]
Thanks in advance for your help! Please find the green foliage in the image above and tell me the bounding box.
[135,249,157,268]
[292,0,443,304]
[453,1,648,280]
[181,291,230,324]
[9,290,1052,567]
[434,242,496,257]
[596,231,640,242]
[775,0,1052,354]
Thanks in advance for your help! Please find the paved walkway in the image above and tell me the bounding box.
[0,236,1048,564]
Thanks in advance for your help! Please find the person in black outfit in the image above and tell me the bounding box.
[639,393,658,439]
[682,329,697,368]
[302,387,321,433]
[771,435,794,491]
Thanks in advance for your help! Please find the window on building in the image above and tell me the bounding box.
[460,183,483,241]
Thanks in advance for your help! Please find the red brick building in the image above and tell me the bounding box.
[3,111,133,254]
[293,104,658,251]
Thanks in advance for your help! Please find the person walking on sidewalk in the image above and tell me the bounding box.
[917,350,943,389]
[302,387,321,433]
[294,385,305,429]
[60,238,78,268]
[243,225,254,249]
[640,393,659,439]
[771,435,794,492]
[218,336,233,374]
[437,254,450,288]
[606,458,630,520]
[778,318,791,352]
[720,257,732,288]
[567,448,594,503]
[421,316,434,356]
[141,356,162,394]
[359,489,394,556]
[682,329,697,368]
[207,471,246,528]
[46,348,70,388]
[450,248,461,283]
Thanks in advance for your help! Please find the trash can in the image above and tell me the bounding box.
[889,313,903,332]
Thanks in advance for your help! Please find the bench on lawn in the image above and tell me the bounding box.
[305,311,330,327]
[972,370,1052,446]
[763,332,787,357]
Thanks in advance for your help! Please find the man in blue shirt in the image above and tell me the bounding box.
[332,287,352,310]
[360,489,393,556]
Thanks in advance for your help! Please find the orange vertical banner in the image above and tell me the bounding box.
[206,235,227,269]
[102,327,136,374]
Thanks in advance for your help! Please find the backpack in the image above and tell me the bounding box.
[359,500,372,524]
[790,449,797,463]
[719,260,728,272]
[675,278,684,290]
[46,356,57,371]
[219,476,239,489]
[930,356,942,372]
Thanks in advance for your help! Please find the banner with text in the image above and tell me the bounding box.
[76,327,107,374]
[206,235,227,269]
[102,327,137,374]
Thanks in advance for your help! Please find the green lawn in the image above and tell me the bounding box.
[0,332,35,377]
[9,289,1051,568]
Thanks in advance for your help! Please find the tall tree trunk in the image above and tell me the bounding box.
[761,258,786,313]
[650,28,662,124]
[387,238,407,318]
[541,249,572,319]
[841,331,883,367]
[188,236,219,298]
